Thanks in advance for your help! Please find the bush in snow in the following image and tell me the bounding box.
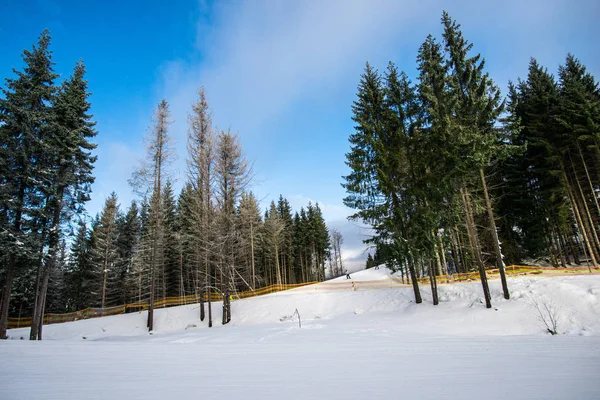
[529,295,561,335]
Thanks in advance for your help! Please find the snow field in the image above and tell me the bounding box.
[2,268,600,399]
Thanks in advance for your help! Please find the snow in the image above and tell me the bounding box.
[2,268,600,399]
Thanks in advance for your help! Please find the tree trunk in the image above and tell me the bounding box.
[552,227,566,268]
[562,165,597,270]
[429,261,439,306]
[433,235,443,277]
[574,165,600,262]
[101,268,109,310]
[250,221,256,290]
[207,263,212,328]
[455,227,469,273]
[577,141,600,217]
[480,168,509,299]
[408,255,422,304]
[179,250,185,299]
[0,259,16,339]
[199,285,205,322]
[226,288,231,323]
[274,243,282,286]
[29,250,44,340]
[461,186,492,308]
[222,286,227,325]
[439,234,449,276]
[559,230,573,265]
[31,190,65,340]
[544,232,560,268]
[147,260,155,331]
[449,229,461,274]
[566,231,580,265]
[36,272,49,340]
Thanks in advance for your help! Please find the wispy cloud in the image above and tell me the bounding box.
[87,0,599,271]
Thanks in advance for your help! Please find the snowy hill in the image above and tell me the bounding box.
[5,267,600,340]
[2,270,600,399]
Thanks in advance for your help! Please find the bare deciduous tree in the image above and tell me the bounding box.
[530,295,561,335]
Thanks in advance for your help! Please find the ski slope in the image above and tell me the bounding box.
[2,268,600,399]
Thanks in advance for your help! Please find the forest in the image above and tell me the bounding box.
[0,31,337,339]
[1,11,600,340]
[344,12,600,307]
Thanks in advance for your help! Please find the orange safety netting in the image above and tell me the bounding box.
[7,265,598,329]
[7,282,316,329]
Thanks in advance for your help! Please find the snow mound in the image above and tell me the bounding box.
[6,274,600,340]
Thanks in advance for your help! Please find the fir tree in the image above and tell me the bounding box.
[130,100,174,332]
[0,30,59,339]
[30,59,97,339]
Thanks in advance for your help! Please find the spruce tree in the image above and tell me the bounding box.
[30,59,97,339]
[162,181,180,298]
[0,30,59,339]
[114,201,140,305]
[130,100,174,332]
[441,11,508,304]
[89,193,120,309]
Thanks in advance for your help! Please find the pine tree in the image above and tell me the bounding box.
[130,100,174,332]
[343,62,424,303]
[276,195,294,284]
[0,30,59,339]
[214,128,252,324]
[365,253,374,269]
[89,193,120,309]
[264,202,285,286]
[237,192,262,289]
[441,11,508,304]
[64,220,97,311]
[162,181,180,298]
[114,201,140,305]
[185,88,215,325]
[556,55,600,266]
[29,59,97,339]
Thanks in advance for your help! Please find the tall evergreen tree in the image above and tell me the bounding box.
[0,30,59,339]
[30,59,98,339]
[130,99,174,332]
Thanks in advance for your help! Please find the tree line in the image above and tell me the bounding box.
[345,12,600,308]
[0,31,339,339]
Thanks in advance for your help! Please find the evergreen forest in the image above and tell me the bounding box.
[2,11,600,339]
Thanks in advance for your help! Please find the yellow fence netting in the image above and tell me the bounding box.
[7,265,598,329]
[7,282,316,329]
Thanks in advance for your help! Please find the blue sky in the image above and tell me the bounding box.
[1,0,599,270]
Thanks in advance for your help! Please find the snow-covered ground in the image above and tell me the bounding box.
[2,268,600,399]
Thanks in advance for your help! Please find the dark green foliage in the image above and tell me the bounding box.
[65,220,96,311]
[162,181,181,298]
[343,12,600,305]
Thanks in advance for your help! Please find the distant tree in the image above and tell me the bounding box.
[185,87,216,325]
[365,253,374,269]
[114,201,140,305]
[64,220,95,311]
[264,202,285,286]
[330,229,344,278]
[214,129,252,324]
[237,192,262,289]
[89,193,120,310]
[130,99,174,332]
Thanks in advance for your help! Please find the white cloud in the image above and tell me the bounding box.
[88,141,140,218]
[87,0,599,272]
